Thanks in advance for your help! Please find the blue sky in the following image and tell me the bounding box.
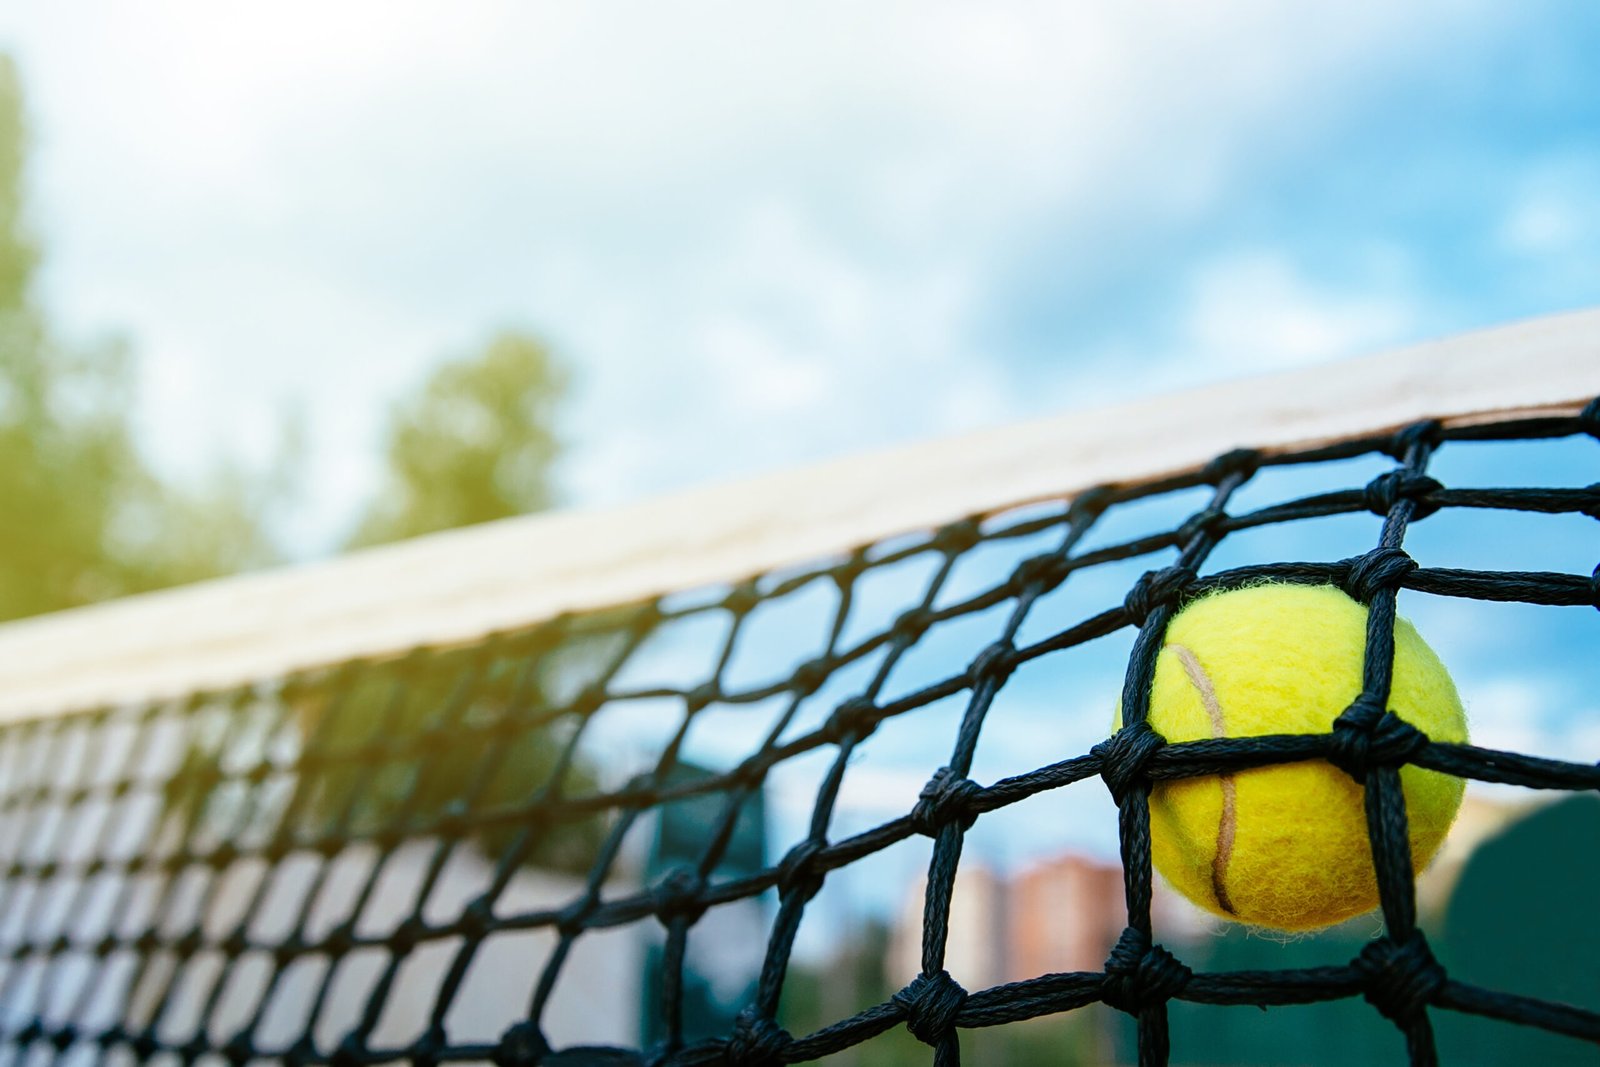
[0,3,1596,553]
[1,3,1596,936]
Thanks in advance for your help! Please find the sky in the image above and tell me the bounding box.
[1,1,1596,948]
[0,2,1596,554]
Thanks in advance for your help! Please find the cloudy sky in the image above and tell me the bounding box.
[1,2,1596,553]
[1,5,1595,964]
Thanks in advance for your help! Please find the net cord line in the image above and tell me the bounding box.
[0,308,1597,723]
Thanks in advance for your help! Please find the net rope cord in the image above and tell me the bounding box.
[0,329,1597,1066]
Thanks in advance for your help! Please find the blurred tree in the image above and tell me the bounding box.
[304,332,587,873]
[293,325,594,871]
[349,330,567,547]
[0,53,280,622]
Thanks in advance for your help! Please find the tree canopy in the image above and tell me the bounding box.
[349,330,567,548]
[0,56,279,623]
[0,54,577,625]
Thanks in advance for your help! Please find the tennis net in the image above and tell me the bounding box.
[0,310,1598,1067]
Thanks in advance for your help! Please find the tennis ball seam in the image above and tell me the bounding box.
[1169,641,1238,917]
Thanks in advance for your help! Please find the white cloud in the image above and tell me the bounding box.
[1180,249,1421,374]
[1464,677,1549,755]
[1498,154,1600,258]
[1047,246,1427,411]
[0,1,1511,548]
[1449,675,1600,791]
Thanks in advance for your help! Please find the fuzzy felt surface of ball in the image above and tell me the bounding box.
[1115,583,1468,931]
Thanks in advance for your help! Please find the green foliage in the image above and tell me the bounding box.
[0,56,36,314]
[157,621,630,875]
[285,633,616,874]
[350,331,567,547]
[0,54,280,623]
[1437,795,1600,1066]
[327,330,575,857]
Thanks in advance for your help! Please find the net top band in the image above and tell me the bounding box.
[1,307,1596,722]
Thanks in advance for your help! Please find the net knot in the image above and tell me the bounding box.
[1092,720,1166,804]
[894,607,935,641]
[1578,397,1600,440]
[724,1008,792,1066]
[278,1036,308,1067]
[556,899,591,938]
[1363,471,1442,520]
[329,1035,365,1067]
[933,518,982,555]
[686,684,721,712]
[388,917,426,955]
[723,582,762,616]
[1329,696,1427,783]
[892,970,968,1045]
[1201,448,1261,484]
[493,1022,549,1066]
[967,641,1017,688]
[322,921,357,957]
[788,657,832,697]
[412,1024,448,1067]
[1341,548,1417,602]
[460,897,496,938]
[1386,420,1443,460]
[776,840,826,903]
[1352,930,1446,1022]
[1068,486,1115,522]
[910,767,981,837]
[1122,566,1195,626]
[651,867,708,925]
[221,1034,254,1067]
[1012,552,1071,595]
[572,684,609,717]
[269,932,306,966]
[825,697,880,743]
[1582,484,1600,522]
[1176,507,1227,546]
[1101,927,1191,1014]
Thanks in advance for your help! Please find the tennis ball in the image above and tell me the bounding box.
[1112,584,1467,931]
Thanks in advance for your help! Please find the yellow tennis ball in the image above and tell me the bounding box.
[1113,583,1468,931]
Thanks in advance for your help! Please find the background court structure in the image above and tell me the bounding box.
[0,308,1596,1065]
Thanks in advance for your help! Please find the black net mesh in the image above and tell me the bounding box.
[2,402,1598,1067]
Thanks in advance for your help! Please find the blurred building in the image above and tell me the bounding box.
[888,851,1217,1000]
[887,863,1010,991]
[1008,853,1124,978]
